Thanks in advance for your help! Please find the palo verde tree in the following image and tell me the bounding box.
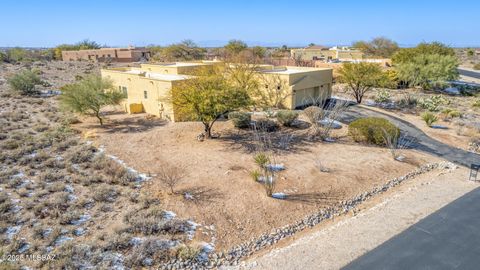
[60,75,125,125]
[337,62,389,103]
[172,66,250,139]
[396,54,459,89]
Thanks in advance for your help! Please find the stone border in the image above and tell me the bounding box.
[161,161,456,269]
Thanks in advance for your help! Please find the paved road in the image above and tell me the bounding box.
[340,106,480,167]
[343,186,480,270]
[458,68,480,79]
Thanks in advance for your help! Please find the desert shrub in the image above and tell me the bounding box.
[7,70,45,95]
[228,112,251,128]
[124,207,191,235]
[396,93,417,108]
[441,108,461,119]
[158,164,185,194]
[421,112,438,127]
[254,118,278,132]
[417,95,449,111]
[66,144,96,164]
[253,152,270,170]
[103,158,137,185]
[474,63,480,70]
[374,89,391,103]
[276,110,299,127]
[93,184,118,202]
[348,117,400,145]
[472,99,480,108]
[176,245,200,260]
[59,211,81,225]
[250,170,261,181]
[303,106,322,123]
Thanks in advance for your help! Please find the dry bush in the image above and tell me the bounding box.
[157,164,186,194]
[314,159,330,173]
[303,98,348,140]
[382,130,416,161]
[93,184,118,202]
[177,245,201,260]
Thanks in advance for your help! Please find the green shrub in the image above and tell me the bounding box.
[7,70,44,95]
[276,110,299,127]
[348,117,400,145]
[441,108,461,119]
[472,99,480,108]
[254,152,270,169]
[176,245,200,260]
[228,111,251,128]
[374,89,391,103]
[418,95,449,111]
[250,170,261,181]
[421,112,438,127]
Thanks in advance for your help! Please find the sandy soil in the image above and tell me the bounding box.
[235,166,478,270]
[75,109,436,251]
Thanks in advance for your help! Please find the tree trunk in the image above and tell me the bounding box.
[95,111,103,126]
[204,123,212,139]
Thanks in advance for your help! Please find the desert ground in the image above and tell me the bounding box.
[1,60,479,269]
[74,110,435,251]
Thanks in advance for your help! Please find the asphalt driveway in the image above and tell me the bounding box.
[342,186,480,270]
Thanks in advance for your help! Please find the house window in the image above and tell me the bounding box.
[122,86,128,97]
[144,90,148,99]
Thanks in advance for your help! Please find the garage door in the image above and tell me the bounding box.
[294,88,315,108]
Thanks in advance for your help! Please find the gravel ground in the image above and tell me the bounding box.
[234,166,478,270]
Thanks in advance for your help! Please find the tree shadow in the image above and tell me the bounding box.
[178,186,224,205]
[85,116,169,134]
[283,189,345,206]
[218,127,317,154]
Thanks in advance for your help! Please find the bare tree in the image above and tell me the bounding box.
[382,129,416,161]
[157,164,186,194]
[303,93,348,140]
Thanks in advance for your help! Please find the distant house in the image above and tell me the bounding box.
[101,61,333,121]
[61,47,150,62]
[291,45,364,61]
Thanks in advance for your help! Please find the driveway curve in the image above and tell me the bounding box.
[340,105,480,167]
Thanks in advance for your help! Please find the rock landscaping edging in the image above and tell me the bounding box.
[159,161,457,270]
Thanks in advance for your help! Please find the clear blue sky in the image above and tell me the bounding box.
[1,0,479,48]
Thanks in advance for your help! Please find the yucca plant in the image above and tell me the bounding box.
[421,112,438,127]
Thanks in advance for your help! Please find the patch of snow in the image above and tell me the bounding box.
[64,185,74,193]
[142,258,153,266]
[184,192,194,200]
[323,137,336,142]
[42,228,53,238]
[186,221,199,240]
[71,214,91,226]
[444,87,460,95]
[54,235,73,246]
[6,226,22,239]
[163,211,176,220]
[73,227,86,236]
[266,164,285,171]
[129,237,144,246]
[318,118,342,129]
[272,193,287,199]
[18,243,30,253]
[395,155,406,162]
[67,194,77,202]
[198,242,215,261]
[101,252,125,270]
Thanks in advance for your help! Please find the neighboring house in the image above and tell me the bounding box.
[62,47,150,62]
[101,62,333,121]
[291,45,364,61]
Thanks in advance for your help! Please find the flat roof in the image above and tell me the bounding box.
[142,62,207,67]
[259,66,331,75]
[121,69,191,81]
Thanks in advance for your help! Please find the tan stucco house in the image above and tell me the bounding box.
[101,62,333,121]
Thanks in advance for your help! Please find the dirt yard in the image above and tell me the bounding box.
[75,109,437,251]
